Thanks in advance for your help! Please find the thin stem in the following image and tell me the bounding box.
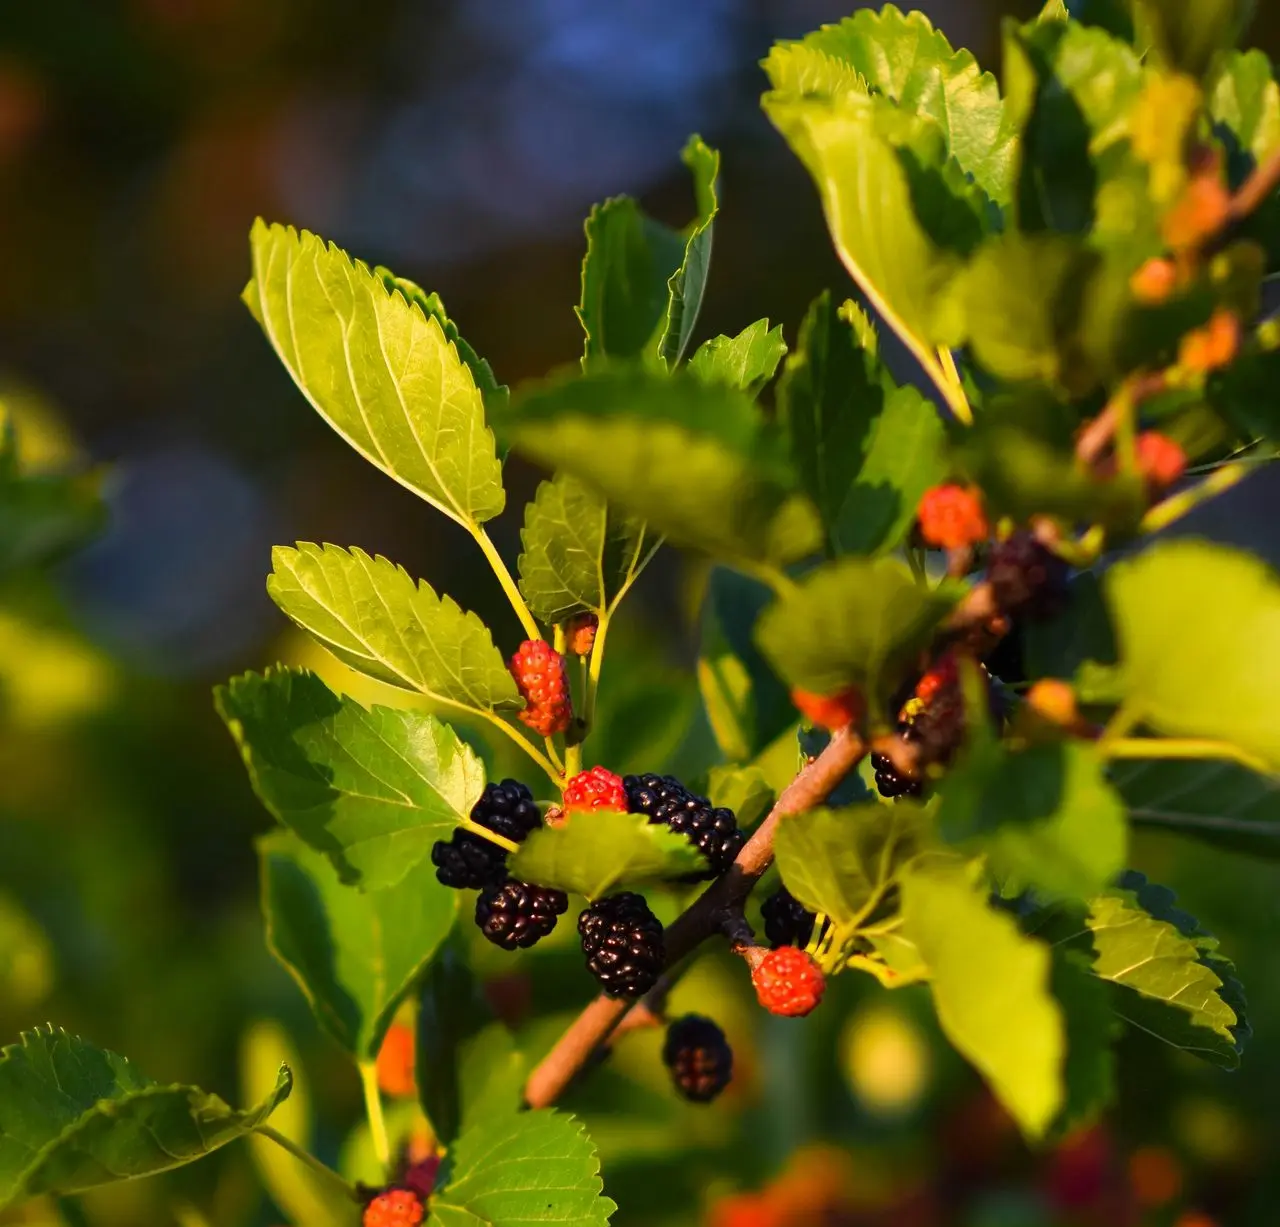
[1097,703,1140,751]
[460,818,520,853]
[583,609,612,734]
[1228,144,1280,222]
[473,525,541,641]
[358,1061,391,1176]
[544,737,566,774]
[563,741,582,779]
[257,1125,358,1201]
[472,707,564,786]
[1103,737,1274,776]
[1140,464,1249,534]
[936,347,973,426]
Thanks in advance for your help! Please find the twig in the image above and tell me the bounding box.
[522,725,868,1109]
[1076,372,1168,467]
[1228,145,1280,223]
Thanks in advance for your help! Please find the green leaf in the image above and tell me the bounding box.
[1209,49,1280,165]
[509,810,704,900]
[698,567,793,762]
[1023,570,1118,680]
[374,272,509,414]
[774,803,925,927]
[1086,878,1244,1067]
[776,4,1016,204]
[938,741,1127,900]
[517,475,653,624]
[754,557,959,707]
[762,89,961,368]
[260,829,456,1059]
[244,221,504,526]
[216,668,486,890]
[429,1110,614,1227]
[577,198,685,365]
[706,765,775,830]
[1112,756,1280,857]
[268,543,520,712]
[1103,540,1280,771]
[688,320,787,396]
[901,862,1064,1138]
[658,135,720,368]
[0,1025,290,1209]
[504,367,821,567]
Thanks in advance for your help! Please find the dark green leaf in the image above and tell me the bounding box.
[774,802,925,926]
[428,1110,615,1227]
[244,221,504,527]
[658,136,720,367]
[261,829,456,1059]
[268,543,520,711]
[504,368,821,567]
[1113,756,1280,856]
[754,558,960,707]
[1050,949,1117,1137]
[1103,540,1280,771]
[1023,570,1118,680]
[938,741,1126,900]
[688,320,786,395]
[901,861,1064,1137]
[517,475,653,624]
[509,810,704,900]
[216,668,486,890]
[0,1026,290,1208]
[416,943,490,1147]
[576,199,685,366]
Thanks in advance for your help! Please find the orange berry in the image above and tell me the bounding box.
[375,1023,416,1098]
[1178,308,1240,373]
[1162,174,1231,251]
[1136,431,1188,489]
[565,612,598,656]
[1025,679,1078,728]
[509,639,573,736]
[751,946,826,1017]
[1175,1213,1220,1227]
[917,484,988,550]
[1128,1144,1183,1208]
[562,766,627,813]
[363,1187,425,1227]
[790,686,864,732]
[1129,257,1179,305]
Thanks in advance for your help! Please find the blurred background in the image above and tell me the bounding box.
[2,2,1280,1225]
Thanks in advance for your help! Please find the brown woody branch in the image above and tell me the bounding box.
[522,724,868,1109]
[1227,145,1280,225]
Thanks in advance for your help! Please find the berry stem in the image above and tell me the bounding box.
[1102,736,1273,776]
[472,524,541,641]
[582,608,611,735]
[256,1126,359,1201]
[459,818,521,854]
[522,724,868,1109]
[358,1060,391,1176]
[1226,142,1280,224]
[1139,463,1250,534]
[936,346,972,426]
[472,708,565,786]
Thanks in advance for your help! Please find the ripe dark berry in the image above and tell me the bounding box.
[475,879,569,950]
[986,532,1069,621]
[564,766,627,814]
[917,484,988,550]
[363,1187,425,1227]
[510,639,573,736]
[431,779,542,890]
[431,830,506,889]
[662,1014,734,1103]
[624,774,744,878]
[871,750,923,798]
[578,892,664,998]
[751,946,825,1017]
[790,686,864,731]
[471,779,543,843]
[760,887,815,950]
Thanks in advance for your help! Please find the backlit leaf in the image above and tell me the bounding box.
[688,320,787,396]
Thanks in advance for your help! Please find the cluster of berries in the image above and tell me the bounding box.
[431,766,745,1001]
